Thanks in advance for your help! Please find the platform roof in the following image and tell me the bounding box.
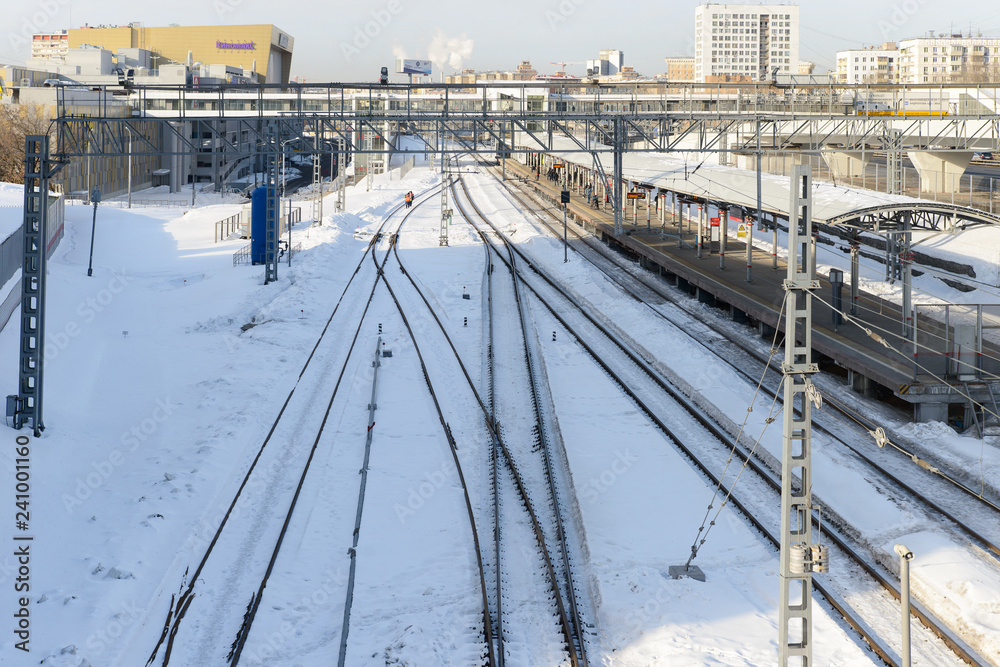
[529,135,1000,233]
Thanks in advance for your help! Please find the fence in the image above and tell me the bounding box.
[745,152,1000,213]
[214,212,243,243]
[233,244,251,267]
[232,241,302,268]
[0,193,65,333]
[913,304,1000,382]
[282,206,302,228]
[395,156,416,180]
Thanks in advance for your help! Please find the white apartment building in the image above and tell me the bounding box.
[30,31,69,60]
[836,43,898,84]
[897,35,1000,83]
[694,3,799,82]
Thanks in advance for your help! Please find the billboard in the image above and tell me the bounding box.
[396,59,432,75]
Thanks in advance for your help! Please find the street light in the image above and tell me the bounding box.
[87,188,101,277]
[124,124,135,209]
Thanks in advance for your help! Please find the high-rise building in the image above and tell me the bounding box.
[897,34,1000,84]
[694,4,800,82]
[836,43,899,84]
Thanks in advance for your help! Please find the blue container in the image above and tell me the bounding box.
[250,185,266,264]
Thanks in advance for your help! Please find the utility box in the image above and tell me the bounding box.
[953,324,978,381]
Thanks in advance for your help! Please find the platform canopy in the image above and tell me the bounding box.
[529,135,1000,234]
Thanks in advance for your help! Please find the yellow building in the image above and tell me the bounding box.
[68,23,293,83]
[663,57,696,82]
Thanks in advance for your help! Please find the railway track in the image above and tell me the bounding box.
[142,185,496,666]
[454,161,985,666]
[499,168,1000,561]
[507,169,1000,514]
[387,183,586,665]
[474,187,590,666]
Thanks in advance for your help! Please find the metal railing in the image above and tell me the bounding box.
[749,152,1000,213]
[912,304,1000,382]
[214,212,243,243]
[233,244,251,267]
[282,206,302,228]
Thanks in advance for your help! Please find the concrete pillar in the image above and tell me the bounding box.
[821,150,871,181]
[907,150,974,194]
[914,401,949,424]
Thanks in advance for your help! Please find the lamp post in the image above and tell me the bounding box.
[124,124,135,209]
[87,188,101,277]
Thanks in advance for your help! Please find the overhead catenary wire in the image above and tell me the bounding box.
[814,291,1000,501]
[684,292,788,568]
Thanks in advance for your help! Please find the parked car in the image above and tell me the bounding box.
[42,78,64,87]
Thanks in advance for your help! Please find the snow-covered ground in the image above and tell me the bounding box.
[0,155,997,666]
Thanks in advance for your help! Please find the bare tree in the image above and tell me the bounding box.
[954,58,1000,84]
[0,105,52,184]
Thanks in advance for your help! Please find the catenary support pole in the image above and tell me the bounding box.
[779,165,818,666]
[16,135,55,436]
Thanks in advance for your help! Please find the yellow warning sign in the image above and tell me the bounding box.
[737,224,747,239]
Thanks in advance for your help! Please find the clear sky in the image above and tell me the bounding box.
[4,0,1000,81]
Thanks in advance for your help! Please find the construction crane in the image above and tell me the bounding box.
[550,61,584,74]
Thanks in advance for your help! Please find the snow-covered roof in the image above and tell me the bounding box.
[526,135,1000,230]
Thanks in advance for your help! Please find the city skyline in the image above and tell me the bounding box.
[4,0,1000,81]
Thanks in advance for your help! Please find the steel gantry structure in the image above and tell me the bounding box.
[15,80,1000,661]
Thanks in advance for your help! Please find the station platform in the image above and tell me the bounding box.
[499,159,994,424]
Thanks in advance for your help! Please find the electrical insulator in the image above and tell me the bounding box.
[811,545,829,573]
[789,544,809,575]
